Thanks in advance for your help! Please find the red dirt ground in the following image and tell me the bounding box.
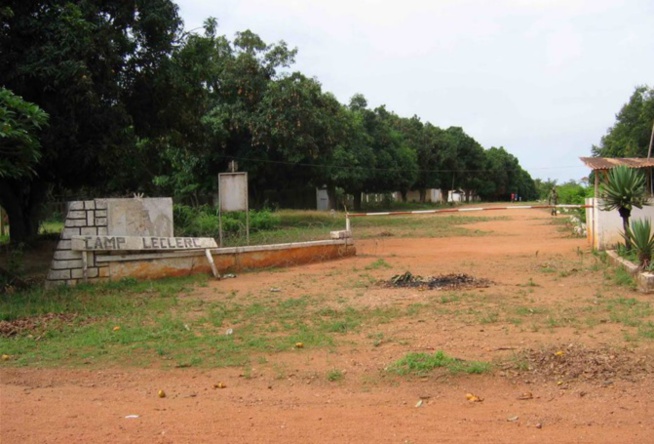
[2,208,654,443]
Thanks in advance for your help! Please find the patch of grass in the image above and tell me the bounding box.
[327,368,344,382]
[436,293,460,304]
[365,258,392,270]
[0,276,199,322]
[637,322,654,339]
[387,350,492,376]
[605,297,653,327]
[320,306,361,333]
[368,332,386,347]
[1,279,410,367]
[608,267,637,289]
[526,278,539,287]
[406,303,426,316]
[226,210,501,245]
[479,311,499,324]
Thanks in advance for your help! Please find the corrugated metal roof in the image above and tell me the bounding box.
[579,157,654,171]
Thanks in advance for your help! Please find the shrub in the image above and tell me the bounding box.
[623,218,654,267]
[173,205,218,237]
[173,205,280,238]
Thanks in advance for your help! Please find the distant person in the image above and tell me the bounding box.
[548,188,558,216]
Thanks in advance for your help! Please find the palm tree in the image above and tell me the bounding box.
[599,165,650,250]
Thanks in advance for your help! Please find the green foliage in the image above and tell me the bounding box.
[600,165,650,250]
[173,205,281,237]
[0,276,198,322]
[442,127,486,201]
[0,1,538,242]
[557,180,591,205]
[622,218,654,267]
[1,0,183,242]
[534,178,558,200]
[593,85,654,157]
[0,88,49,179]
[387,350,492,376]
[327,369,344,382]
[365,259,392,270]
[478,146,537,201]
[610,266,637,289]
[600,165,649,250]
[600,166,648,213]
[0,279,401,367]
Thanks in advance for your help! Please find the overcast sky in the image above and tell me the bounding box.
[175,0,653,183]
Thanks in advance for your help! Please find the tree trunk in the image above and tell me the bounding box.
[619,207,632,251]
[400,190,407,203]
[0,178,47,244]
[419,189,426,203]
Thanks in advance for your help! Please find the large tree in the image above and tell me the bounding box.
[0,87,48,180]
[440,127,485,201]
[0,1,183,243]
[592,86,654,158]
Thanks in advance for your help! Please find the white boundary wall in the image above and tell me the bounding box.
[586,197,654,250]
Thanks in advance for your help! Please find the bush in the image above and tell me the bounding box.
[623,218,654,267]
[557,182,591,205]
[173,205,280,238]
[555,181,592,223]
[173,205,216,237]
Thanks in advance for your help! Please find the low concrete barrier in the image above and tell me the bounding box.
[96,240,355,281]
[46,197,355,286]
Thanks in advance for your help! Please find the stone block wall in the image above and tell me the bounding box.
[46,197,355,287]
[46,197,174,287]
[47,199,110,286]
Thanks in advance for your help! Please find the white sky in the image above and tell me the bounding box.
[175,0,654,183]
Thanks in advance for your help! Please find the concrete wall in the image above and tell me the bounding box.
[448,190,464,203]
[586,197,654,250]
[106,198,173,237]
[46,198,173,286]
[46,197,355,286]
[98,240,355,280]
[403,189,444,203]
[46,199,111,285]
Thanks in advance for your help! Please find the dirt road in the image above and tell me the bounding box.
[2,208,653,443]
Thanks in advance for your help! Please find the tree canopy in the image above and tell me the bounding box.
[0,87,48,180]
[0,2,537,242]
[592,86,654,158]
[0,0,183,242]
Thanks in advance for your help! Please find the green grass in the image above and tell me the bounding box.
[327,368,344,382]
[387,350,492,376]
[0,277,403,368]
[40,220,64,236]
[365,258,392,270]
[219,210,499,246]
[4,207,654,375]
[608,267,637,289]
[0,202,521,263]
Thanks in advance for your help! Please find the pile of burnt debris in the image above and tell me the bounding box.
[383,271,492,290]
